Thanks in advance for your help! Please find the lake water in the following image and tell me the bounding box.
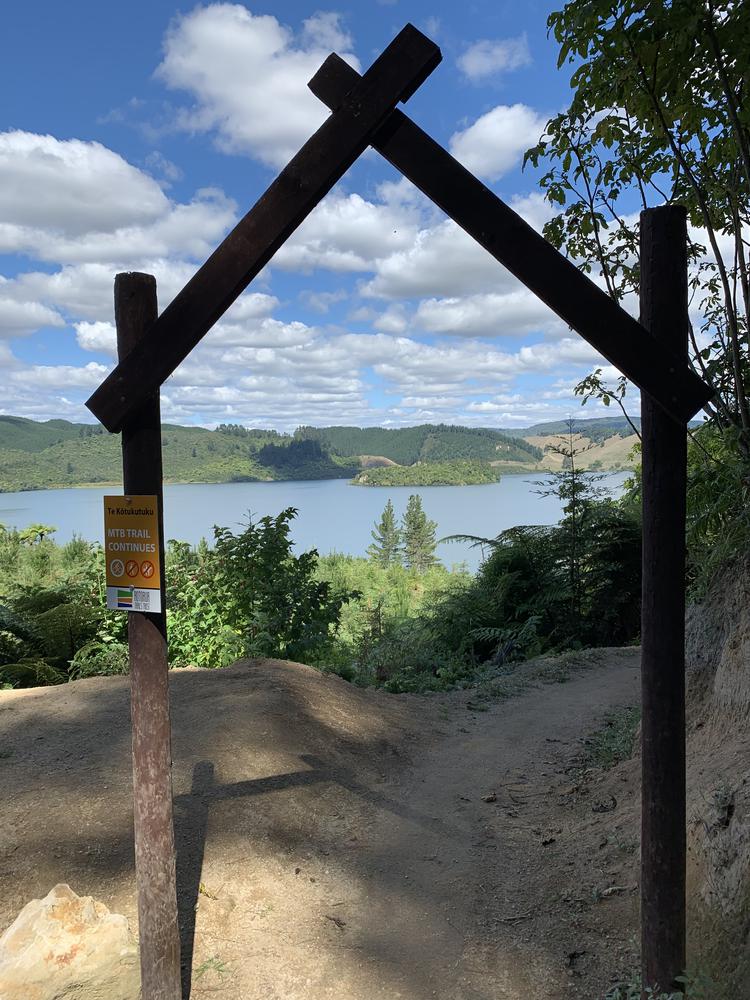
[0,473,629,573]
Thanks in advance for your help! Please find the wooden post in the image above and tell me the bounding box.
[639,206,688,995]
[116,272,182,1000]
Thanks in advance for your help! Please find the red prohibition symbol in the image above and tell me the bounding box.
[140,560,155,579]
[125,559,139,578]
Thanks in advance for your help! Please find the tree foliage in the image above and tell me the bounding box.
[525,0,750,584]
[431,492,641,665]
[533,423,607,629]
[353,459,501,487]
[301,424,542,465]
[526,0,750,439]
[367,499,402,566]
[527,0,750,434]
[401,495,439,572]
[168,509,355,665]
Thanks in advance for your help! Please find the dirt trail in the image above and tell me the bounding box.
[0,649,641,999]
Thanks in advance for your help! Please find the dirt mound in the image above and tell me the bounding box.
[0,650,648,999]
[357,455,399,468]
[0,659,432,998]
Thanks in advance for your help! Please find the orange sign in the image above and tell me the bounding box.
[103,496,162,612]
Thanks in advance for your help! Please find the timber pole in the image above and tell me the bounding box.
[116,272,182,1000]
[639,206,688,995]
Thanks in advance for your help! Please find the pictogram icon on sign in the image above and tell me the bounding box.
[141,560,155,579]
[126,559,139,578]
[110,559,125,577]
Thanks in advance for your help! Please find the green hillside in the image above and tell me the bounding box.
[507,416,640,444]
[0,416,98,452]
[298,423,543,465]
[0,421,355,492]
[351,460,500,487]
[0,416,642,493]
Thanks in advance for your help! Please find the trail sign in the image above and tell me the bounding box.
[104,495,162,612]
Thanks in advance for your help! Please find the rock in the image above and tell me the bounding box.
[0,884,140,1000]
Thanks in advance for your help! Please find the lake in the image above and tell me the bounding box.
[0,473,630,573]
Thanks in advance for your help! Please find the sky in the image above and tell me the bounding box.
[0,0,632,432]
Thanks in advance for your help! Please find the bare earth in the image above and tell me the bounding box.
[0,649,642,999]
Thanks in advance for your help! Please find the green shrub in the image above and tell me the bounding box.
[34,602,101,665]
[686,425,750,595]
[167,510,355,667]
[0,629,25,665]
[583,707,641,770]
[69,640,129,680]
[0,657,66,688]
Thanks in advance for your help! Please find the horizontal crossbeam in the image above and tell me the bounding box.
[309,55,712,423]
[86,25,441,432]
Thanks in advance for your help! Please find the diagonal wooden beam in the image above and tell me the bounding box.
[86,25,441,432]
[309,55,712,423]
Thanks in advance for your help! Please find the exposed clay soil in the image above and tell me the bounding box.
[0,649,644,999]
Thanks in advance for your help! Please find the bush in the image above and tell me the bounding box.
[686,424,750,595]
[69,640,129,680]
[0,657,66,688]
[424,497,641,669]
[34,602,101,666]
[167,509,355,667]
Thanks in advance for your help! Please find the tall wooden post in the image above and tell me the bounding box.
[639,206,688,994]
[116,272,182,1000]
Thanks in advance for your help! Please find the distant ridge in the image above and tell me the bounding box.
[0,415,641,492]
[502,416,641,444]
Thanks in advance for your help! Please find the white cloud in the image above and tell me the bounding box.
[457,35,531,82]
[508,192,555,233]
[400,394,465,409]
[0,131,168,237]
[75,321,117,356]
[274,192,420,273]
[206,316,315,350]
[0,294,64,337]
[0,105,611,431]
[415,290,561,338]
[362,219,515,299]
[514,337,602,371]
[0,131,237,267]
[449,104,547,181]
[7,259,199,324]
[303,289,348,313]
[72,290,280,358]
[373,305,409,334]
[0,317,613,430]
[9,361,109,389]
[301,11,352,51]
[144,150,184,184]
[156,4,360,168]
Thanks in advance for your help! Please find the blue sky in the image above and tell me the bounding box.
[0,1,626,431]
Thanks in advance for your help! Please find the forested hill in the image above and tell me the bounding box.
[505,416,641,443]
[0,418,357,492]
[0,415,637,492]
[296,424,542,465]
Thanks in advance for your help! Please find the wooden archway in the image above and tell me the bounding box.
[87,24,712,1000]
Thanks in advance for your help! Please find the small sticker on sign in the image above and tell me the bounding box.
[106,586,161,613]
